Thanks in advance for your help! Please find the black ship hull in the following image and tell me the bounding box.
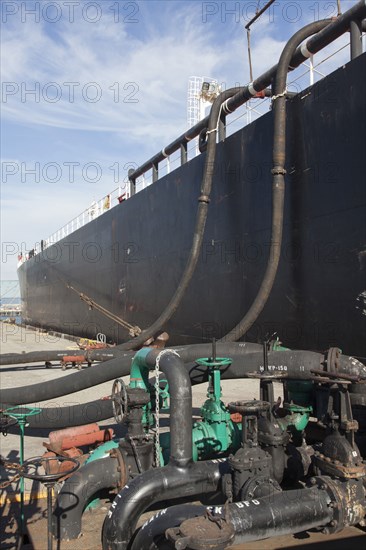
[18,54,366,358]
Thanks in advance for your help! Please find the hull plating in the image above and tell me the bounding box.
[18,54,366,358]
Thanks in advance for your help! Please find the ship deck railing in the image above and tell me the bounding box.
[20,28,365,263]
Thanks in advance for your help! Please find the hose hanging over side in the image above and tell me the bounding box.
[222,19,331,343]
[117,88,241,351]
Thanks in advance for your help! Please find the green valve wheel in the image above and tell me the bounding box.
[196,357,232,368]
[6,406,42,418]
[5,405,41,536]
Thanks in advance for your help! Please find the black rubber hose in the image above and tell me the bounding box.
[12,349,363,430]
[0,343,262,406]
[0,342,262,367]
[116,88,243,352]
[52,457,120,541]
[114,73,281,353]
[117,4,366,352]
[1,346,365,408]
[102,460,228,550]
[0,354,131,406]
[222,19,331,343]
[131,504,206,550]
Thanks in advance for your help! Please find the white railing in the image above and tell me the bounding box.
[25,185,131,259]
[23,34,364,261]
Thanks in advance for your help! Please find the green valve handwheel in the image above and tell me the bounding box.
[5,405,41,535]
[196,357,232,368]
[6,405,42,418]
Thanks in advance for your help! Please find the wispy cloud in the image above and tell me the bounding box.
[1,0,359,280]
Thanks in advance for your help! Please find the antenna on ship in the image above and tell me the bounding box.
[187,76,221,156]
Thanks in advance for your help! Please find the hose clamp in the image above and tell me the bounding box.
[198,194,210,204]
[301,41,312,59]
[222,99,233,114]
[271,166,287,175]
[248,82,257,96]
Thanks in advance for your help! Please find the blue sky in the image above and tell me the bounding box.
[0,0,358,280]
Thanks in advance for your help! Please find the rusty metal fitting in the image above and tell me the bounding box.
[109,447,128,489]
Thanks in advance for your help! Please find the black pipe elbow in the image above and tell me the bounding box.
[52,457,120,541]
[102,459,227,550]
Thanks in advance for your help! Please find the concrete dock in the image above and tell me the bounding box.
[1,322,365,549]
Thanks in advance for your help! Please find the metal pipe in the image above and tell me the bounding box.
[134,348,193,464]
[52,457,120,541]
[166,478,365,548]
[128,3,366,186]
[101,349,230,549]
[245,0,276,30]
[102,458,228,550]
[225,1,366,113]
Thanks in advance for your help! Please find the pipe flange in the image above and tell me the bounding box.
[325,347,341,374]
[306,476,342,534]
[109,447,128,489]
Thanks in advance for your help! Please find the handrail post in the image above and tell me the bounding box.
[128,169,136,196]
